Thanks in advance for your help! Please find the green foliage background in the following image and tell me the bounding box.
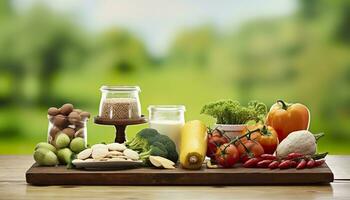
[0,0,349,154]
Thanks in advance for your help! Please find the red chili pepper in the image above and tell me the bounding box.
[257,160,273,168]
[243,158,259,168]
[296,159,307,169]
[279,160,293,169]
[268,161,280,169]
[290,160,297,168]
[307,159,315,168]
[314,159,325,167]
[287,152,304,160]
[260,154,276,160]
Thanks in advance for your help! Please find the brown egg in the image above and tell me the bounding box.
[60,103,74,115]
[48,107,60,116]
[62,127,75,138]
[68,111,81,124]
[53,114,68,129]
[74,128,85,138]
[80,111,91,119]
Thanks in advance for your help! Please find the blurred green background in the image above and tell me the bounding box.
[0,0,349,154]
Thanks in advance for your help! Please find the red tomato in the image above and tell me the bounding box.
[206,129,229,159]
[254,125,279,154]
[215,143,240,168]
[236,140,265,162]
[241,125,279,155]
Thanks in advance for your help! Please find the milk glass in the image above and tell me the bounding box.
[148,105,185,151]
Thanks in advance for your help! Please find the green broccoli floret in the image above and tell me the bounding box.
[139,142,168,162]
[126,128,179,164]
[125,128,160,152]
[157,134,178,163]
[138,128,161,144]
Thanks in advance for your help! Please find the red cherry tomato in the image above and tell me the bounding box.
[206,129,229,159]
[242,125,279,154]
[215,143,240,168]
[236,140,265,162]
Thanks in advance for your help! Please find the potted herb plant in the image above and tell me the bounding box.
[200,100,267,139]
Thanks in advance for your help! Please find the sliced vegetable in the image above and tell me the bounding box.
[149,156,175,169]
[126,128,178,163]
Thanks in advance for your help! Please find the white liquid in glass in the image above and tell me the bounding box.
[149,120,184,151]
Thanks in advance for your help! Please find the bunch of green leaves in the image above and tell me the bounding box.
[200,100,267,124]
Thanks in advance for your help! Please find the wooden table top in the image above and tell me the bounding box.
[1,155,349,199]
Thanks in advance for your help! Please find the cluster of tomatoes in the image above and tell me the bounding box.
[207,126,326,169]
[206,124,279,168]
[243,152,325,169]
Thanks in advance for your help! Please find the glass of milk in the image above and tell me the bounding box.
[148,105,185,151]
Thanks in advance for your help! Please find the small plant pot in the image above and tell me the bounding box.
[214,124,247,139]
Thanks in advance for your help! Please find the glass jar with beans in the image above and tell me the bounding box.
[47,103,90,147]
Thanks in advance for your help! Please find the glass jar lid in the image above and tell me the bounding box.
[148,105,186,112]
[100,85,141,92]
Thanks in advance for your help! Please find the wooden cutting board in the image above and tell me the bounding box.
[26,163,334,185]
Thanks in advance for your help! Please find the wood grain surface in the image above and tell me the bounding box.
[0,155,350,199]
[25,162,334,185]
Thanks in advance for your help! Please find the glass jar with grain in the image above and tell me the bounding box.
[98,86,141,120]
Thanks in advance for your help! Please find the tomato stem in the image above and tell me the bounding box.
[260,125,271,136]
[277,99,288,110]
[237,137,253,157]
[228,128,260,146]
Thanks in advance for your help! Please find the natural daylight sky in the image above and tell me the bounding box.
[12,0,297,56]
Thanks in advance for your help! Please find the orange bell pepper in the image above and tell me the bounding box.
[266,100,310,142]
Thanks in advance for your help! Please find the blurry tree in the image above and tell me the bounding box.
[228,0,350,140]
[0,5,87,106]
[94,28,151,74]
[167,26,216,69]
[0,0,12,21]
[299,0,350,43]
